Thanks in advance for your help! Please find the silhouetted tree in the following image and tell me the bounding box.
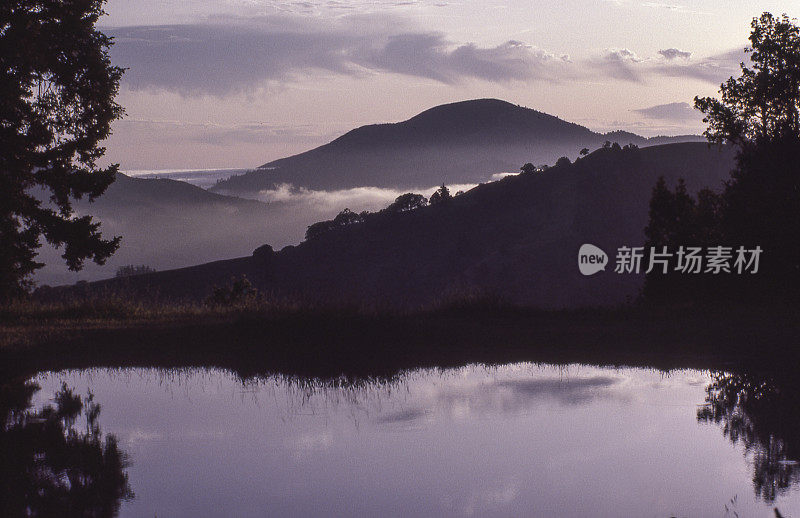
[332,208,363,227]
[520,163,536,175]
[0,1,124,300]
[304,208,365,240]
[305,220,335,241]
[646,12,800,302]
[555,156,571,167]
[695,13,800,147]
[643,178,721,301]
[387,193,428,212]
[429,184,452,205]
[579,148,590,157]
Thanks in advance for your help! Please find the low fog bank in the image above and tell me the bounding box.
[32,177,478,287]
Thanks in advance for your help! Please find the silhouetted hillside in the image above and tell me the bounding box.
[86,142,734,308]
[211,99,704,194]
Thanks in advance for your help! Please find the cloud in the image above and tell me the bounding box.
[654,48,745,84]
[633,101,700,120]
[585,47,744,85]
[108,22,362,96]
[357,35,569,84]
[658,48,691,60]
[587,48,644,82]
[111,119,333,146]
[108,16,569,95]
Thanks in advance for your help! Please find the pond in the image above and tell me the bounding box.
[3,363,799,517]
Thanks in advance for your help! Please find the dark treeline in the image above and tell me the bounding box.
[644,13,800,304]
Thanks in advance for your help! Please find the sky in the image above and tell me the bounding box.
[97,0,800,170]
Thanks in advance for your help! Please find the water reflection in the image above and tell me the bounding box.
[698,371,800,502]
[0,380,133,517]
[2,364,799,517]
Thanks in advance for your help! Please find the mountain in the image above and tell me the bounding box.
[34,173,282,286]
[210,99,704,195]
[84,142,735,308]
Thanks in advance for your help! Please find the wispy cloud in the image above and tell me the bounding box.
[633,101,700,121]
[587,48,645,82]
[653,48,745,84]
[586,46,744,85]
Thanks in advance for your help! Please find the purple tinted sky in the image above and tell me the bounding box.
[96,1,800,169]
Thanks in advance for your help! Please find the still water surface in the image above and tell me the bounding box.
[14,364,800,517]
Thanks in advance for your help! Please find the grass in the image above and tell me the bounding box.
[2,290,799,383]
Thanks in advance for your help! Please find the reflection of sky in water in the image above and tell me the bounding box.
[30,364,800,518]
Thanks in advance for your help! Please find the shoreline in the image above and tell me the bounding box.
[2,302,797,382]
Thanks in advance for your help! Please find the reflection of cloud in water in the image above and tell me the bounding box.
[377,407,429,424]
[442,478,520,517]
[292,431,333,454]
[495,376,618,405]
[376,373,625,426]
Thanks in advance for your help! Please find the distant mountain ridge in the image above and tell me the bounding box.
[33,173,280,286]
[210,99,704,194]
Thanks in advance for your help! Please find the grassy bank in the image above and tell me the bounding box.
[2,295,799,382]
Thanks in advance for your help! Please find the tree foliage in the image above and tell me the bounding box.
[0,0,124,299]
[646,12,800,302]
[695,13,800,147]
[555,156,571,168]
[387,193,428,212]
[429,184,452,205]
[305,208,365,240]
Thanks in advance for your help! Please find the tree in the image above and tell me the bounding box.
[387,193,428,212]
[0,1,124,300]
[642,178,720,302]
[579,148,590,157]
[429,184,452,205]
[304,208,364,241]
[699,13,800,297]
[645,12,800,303]
[555,156,571,168]
[305,220,335,241]
[695,13,800,147]
[520,163,536,175]
[332,208,363,226]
